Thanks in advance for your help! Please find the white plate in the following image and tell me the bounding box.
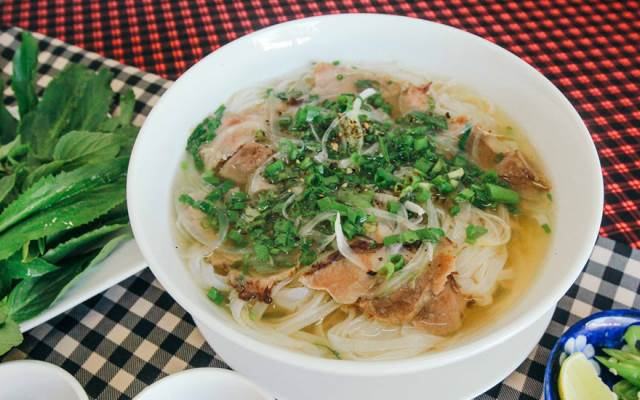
[19,240,146,332]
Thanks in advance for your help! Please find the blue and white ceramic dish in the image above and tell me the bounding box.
[544,309,640,399]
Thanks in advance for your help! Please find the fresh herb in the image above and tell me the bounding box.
[186,105,225,170]
[0,31,139,355]
[596,326,640,394]
[207,287,226,305]
[541,223,551,234]
[465,224,488,244]
[383,227,445,246]
[458,125,472,151]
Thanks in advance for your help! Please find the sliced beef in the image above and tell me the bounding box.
[359,240,457,326]
[300,261,375,304]
[199,107,268,171]
[228,268,294,304]
[218,142,274,185]
[465,129,549,191]
[397,83,431,115]
[412,278,466,336]
[300,240,384,304]
[495,151,549,191]
[312,63,361,99]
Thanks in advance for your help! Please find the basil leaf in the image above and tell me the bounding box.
[11,31,38,117]
[0,157,128,234]
[3,253,59,279]
[0,174,16,204]
[44,223,129,263]
[0,267,12,300]
[99,88,136,132]
[0,315,23,355]
[22,160,67,189]
[6,262,83,322]
[0,179,126,261]
[18,64,95,159]
[53,131,121,164]
[56,232,132,302]
[66,68,114,131]
[0,137,19,161]
[0,80,18,144]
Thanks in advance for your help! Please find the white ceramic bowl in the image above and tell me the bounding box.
[0,360,87,400]
[128,14,603,400]
[133,368,273,400]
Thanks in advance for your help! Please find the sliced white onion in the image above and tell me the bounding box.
[247,153,278,195]
[281,186,302,220]
[273,286,311,312]
[299,211,337,236]
[314,117,340,162]
[335,213,368,271]
[404,201,425,216]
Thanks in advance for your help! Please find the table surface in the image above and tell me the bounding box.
[2,0,639,248]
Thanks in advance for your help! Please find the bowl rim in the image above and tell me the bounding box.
[132,368,273,400]
[128,13,604,375]
[543,309,640,400]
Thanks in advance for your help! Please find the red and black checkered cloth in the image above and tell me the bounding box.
[2,0,639,247]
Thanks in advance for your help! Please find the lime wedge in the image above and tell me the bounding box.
[559,352,617,400]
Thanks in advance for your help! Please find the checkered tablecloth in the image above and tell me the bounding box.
[0,13,639,400]
[2,0,638,248]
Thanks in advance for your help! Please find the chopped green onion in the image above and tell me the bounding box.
[336,74,344,81]
[207,287,226,305]
[414,137,429,152]
[458,125,472,151]
[486,183,520,205]
[541,223,551,234]
[387,200,401,214]
[383,227,444,246]
[465,224,488,244]
[254,243,271,262]
[264,159,285,178]
[381,262,395,279]
[278,115,292,129]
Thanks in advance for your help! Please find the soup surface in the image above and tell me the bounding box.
[173,62,553,360]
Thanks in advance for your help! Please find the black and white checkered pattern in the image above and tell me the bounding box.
[1,28,639,400]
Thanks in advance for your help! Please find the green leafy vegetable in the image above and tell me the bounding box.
[0,303,23,355]
[19,64,108,159]
[0,157,127,235]
[0,174,16,204]
[53,130,122,164]
[0,31,139,356]
[6,262,84,322]
[11,32,38,117]
[187,105,225,170]
[3,254,59,279]
[0,80,18,144]
[0,178,126,260]
[44,223,129,263]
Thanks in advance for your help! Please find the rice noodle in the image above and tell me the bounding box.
[327,311,442,360]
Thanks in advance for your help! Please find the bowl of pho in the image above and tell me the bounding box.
[128,14,603,400]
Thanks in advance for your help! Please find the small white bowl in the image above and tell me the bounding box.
[133,368,273,400]
[0,360,87,400]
